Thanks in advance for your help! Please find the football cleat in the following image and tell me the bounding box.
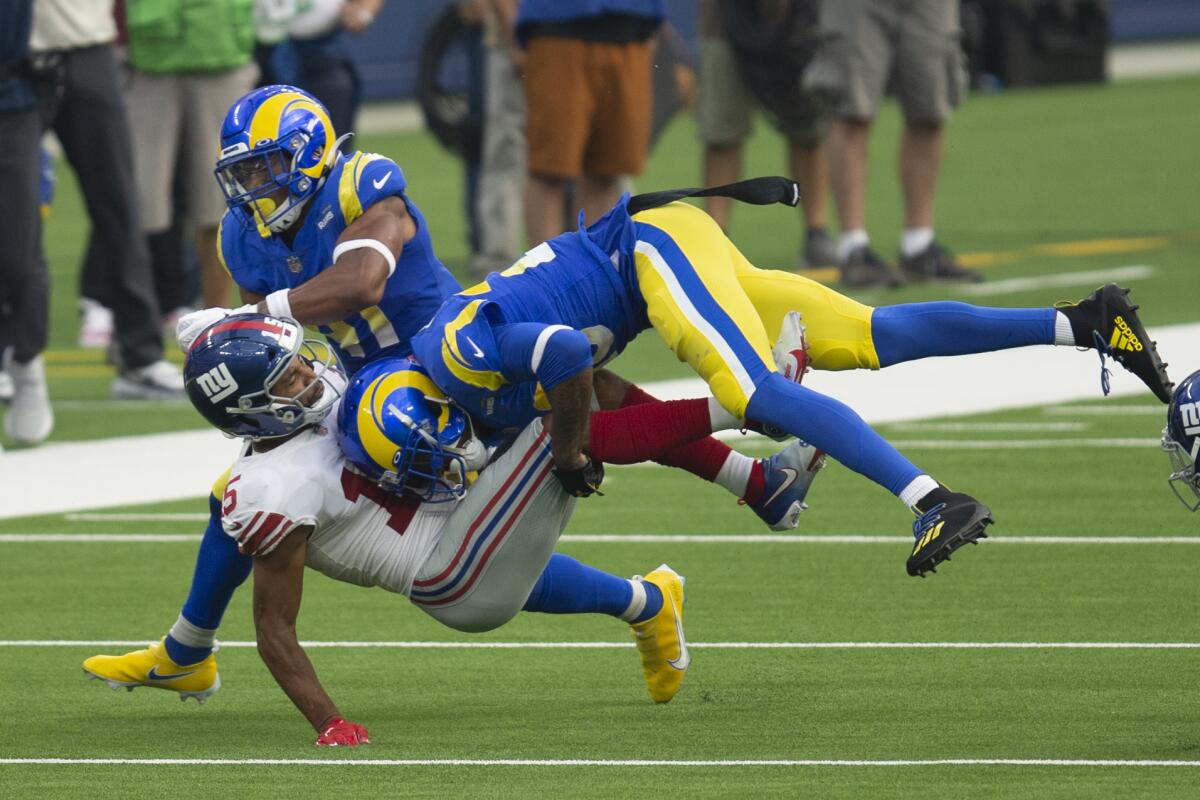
[629,564,689,704]
[747,311,809,441]
[907,487,993,578]
[744,439,826,530]
[82,638,220,703]
[1058,284,1174,403]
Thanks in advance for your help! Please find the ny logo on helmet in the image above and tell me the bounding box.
[196,363,238,404]
[1181,402,1200,437]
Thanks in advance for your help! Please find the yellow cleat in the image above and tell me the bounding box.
[82,638,220,703]
[629,564,689,704]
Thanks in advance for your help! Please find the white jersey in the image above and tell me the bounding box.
[220,402,453,596]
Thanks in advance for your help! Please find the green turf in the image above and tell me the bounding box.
[7,76,1200,795]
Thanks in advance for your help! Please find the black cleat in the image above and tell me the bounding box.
[841,246,905,289]
[907,487,993,578]
[898,241,983,283]
[1058,284,1174,403]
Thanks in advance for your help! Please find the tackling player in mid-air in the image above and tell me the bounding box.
[88,314,781,743]
[407,179,1175,578]
[82,89,816,712]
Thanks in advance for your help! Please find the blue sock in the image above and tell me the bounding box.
[164,494,253,665]
[522,554,663,622]
[872,303,1056,368]
[745,372,923,496]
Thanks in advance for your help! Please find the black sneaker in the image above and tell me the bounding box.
[1057,283,1174,403]
[800,227,838,268]
[898,241,983,283]
[907,486,993,578]
[841,246,905,289]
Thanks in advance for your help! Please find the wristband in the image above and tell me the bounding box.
[333,238,397,277]
[265,289,293,320]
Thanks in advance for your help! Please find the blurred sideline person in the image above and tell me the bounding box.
[409,181,1175,578]
[804,0,979,287]
[30,0,184,398]
[124,0,259,310]
[82,88,813,721]
[80,314,803,741]
[0,0,53,447]
[517,0,662,244]
[697,0,835,268]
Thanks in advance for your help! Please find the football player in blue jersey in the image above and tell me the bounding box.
[408,179,1175,578]
[84,93,819,704]
[1162,369,1200,511]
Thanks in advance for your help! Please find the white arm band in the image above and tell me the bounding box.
[333,238,398,277]
[265,289,293,320]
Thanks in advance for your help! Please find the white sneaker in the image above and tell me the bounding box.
[4,353,53,445]
[772,310,810,384]
[112,359,185,400]
[79,298,114,349]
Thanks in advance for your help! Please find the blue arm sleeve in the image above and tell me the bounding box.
[493,323,593,391]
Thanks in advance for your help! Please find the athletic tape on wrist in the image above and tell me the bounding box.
[265,289,292,320]
[333,238,397,277]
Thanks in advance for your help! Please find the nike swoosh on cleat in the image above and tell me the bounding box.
[762,468,799,508]
[666,596,690,671]
[147,666,197,681]
[372,173,391,190]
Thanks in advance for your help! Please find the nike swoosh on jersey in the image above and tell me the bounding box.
[372,173,390,190]
[465,336,485,359]
[147,666,197,681]
[762,467,799,508]
[666,595,690,671]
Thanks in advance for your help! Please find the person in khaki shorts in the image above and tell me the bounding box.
[804,0,981,287]
[516,0,663,244]
[124,0,258,310]
[697,0,836,268]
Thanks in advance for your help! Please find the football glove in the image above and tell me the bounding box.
[176,304,258,352]
[553,456,605,497]
[315,717,370,747]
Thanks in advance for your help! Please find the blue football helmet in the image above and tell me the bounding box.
[337,357,486,502]
[214,85,347,237]
[1163,368,1200,511]
[185,313,343,440]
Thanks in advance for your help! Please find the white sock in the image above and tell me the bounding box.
[620,580,647,622]
[899,474,940,510]
[707,397,740,431]
[1053,311,1076,346]
[714,451,756,497]
[168,615,217,651]
[900,227,934,258]
[837,229,870,262]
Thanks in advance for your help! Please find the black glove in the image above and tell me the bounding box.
[553,457,605,497]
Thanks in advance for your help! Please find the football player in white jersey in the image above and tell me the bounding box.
[87,313,814,745]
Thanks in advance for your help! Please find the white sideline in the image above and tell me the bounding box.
[3,533,1200,544]
[1,757,1198,768]
[4,640,1200,650]
[2,322,1196,520]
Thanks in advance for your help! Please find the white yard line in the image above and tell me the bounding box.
[4,534,1200,544]
[883,422,1088,432]
[953,265,1154,297]
[64,513,210,522]
[1,757,1198,767]
[1044,405,1164,416]
[3,640,1199,650]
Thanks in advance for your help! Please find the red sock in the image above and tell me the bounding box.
[614,384,735,482]
[741,461,766,504]
[589,399,713,464]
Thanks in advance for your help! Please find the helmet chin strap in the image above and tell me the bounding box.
[267,192,313,234]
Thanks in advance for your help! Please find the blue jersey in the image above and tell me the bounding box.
[410,197,649,431]
[219,150,461,373]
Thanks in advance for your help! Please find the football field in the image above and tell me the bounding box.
[2,76,1200,797]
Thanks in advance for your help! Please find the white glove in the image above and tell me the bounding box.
[176,304,258,353]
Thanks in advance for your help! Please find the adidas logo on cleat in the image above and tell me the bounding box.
[911,521,944,557]
[1109,316,1143,352]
